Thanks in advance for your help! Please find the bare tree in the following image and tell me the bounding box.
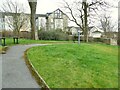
[100,15,110,35]
[62,0,110,42]
[28,0,38,40]
[1,0,28,37]
[99,14,117,38]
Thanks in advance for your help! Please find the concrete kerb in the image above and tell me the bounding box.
[24,47,51,89]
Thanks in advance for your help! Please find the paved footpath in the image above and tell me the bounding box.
[1,44,46,89]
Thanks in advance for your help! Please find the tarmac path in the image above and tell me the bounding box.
[1,44,46,89]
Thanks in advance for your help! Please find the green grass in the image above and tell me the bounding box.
[27,43,118,88]
[4,38,71,46]
[0,38,71,53]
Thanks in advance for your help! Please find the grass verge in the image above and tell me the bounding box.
[27,43,118,88]
[0,38,72,54]
[5,38,72,46]
[24,49,50,89]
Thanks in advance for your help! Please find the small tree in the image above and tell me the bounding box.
[99,14,117,38]
[1,0,28,37]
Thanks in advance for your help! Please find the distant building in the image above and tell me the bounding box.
[0,13,5,32]
[89,26,104,38]
[35,14,47,31]
[0,8,69,32]
[68,26,80,35]
[0,12,30,32]
[45,9,68,31]
[36,9,69,31]
[68,26,103,38]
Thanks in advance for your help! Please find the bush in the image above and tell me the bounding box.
[1,30,13,37]
[93,38,103,42]
[38,30,70,41]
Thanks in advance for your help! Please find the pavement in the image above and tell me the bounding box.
[1,44,46,89]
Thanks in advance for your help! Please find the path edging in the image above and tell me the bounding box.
[24,48,51,89]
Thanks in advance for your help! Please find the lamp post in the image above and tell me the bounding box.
[78,30,81,44]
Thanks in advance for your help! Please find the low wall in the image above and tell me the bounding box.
[103,38,117,45]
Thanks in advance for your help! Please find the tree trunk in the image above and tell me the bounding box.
[83,1,88,42]
[118,30,120,46]
[29,2,38,40]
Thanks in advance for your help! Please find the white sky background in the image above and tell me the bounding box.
[0,0,119,27]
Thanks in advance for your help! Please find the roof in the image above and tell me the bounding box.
[68,26,80,29]
[90,26,104,33]
[88,26,94,30]
[0,12,21,16]
[36,14,47,17]
[74,27,80,30]
[0,8,69,19]
[46,8,69,18]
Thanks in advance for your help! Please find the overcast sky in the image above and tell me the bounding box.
[0,0,119,27]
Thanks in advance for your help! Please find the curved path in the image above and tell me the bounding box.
[2,44,46,88]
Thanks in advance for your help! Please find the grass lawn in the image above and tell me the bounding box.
[4,38,72,46]
[0,38,71,53]
[27,43,118,88]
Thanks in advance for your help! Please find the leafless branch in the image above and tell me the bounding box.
[63,0,83,29]
[1,0,27,37]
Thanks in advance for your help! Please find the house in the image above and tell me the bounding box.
[0,12,5,31]
[68,26,103,38]
[89,26,104,38]
[68,26,80,35]
[35,14,47,31]
[0,8,69,32]
[35,9,69,31]
[0,12,30,31]
[35,8,69,31]
[45,8,68,31]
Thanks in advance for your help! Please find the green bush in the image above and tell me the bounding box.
[93,38,103,42]
[38,30,70,41]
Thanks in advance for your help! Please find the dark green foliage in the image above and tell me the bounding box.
[72,34,78,41]
[38,30,70,41]
[93,38,103,42]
